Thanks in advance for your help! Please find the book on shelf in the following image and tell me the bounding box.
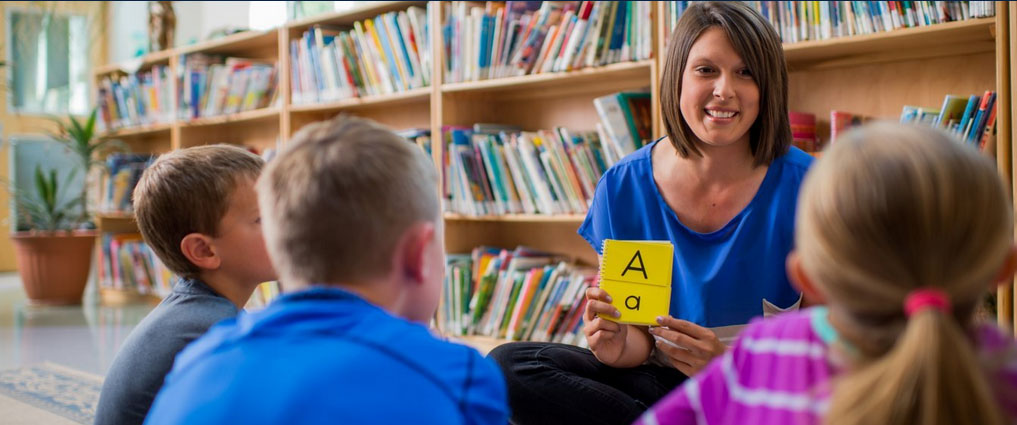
[97,65,174,131]
[901,90,996,149]
[442,124,613,216]
[290,4,433,105]
[396,128,433,156]
[100,153,155,214]
[788,111,818,152]
[178,54,279,120]
[593,91,652,160]
[668,1,996,43]
[830,110,871,145]
[437,245,595,346]
[443,1,653,84]
[98,234,174,297]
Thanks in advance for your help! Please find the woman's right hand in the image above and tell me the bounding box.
[583,287,628,365]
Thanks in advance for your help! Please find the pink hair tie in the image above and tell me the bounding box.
[904,288,951,317]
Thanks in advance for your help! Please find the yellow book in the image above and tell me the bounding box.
[597,239,673,326]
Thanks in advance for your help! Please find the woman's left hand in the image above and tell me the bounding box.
[648,316,727,376]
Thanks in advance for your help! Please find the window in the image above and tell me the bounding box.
[8,8,91,115]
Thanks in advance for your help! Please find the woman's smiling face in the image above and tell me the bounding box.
[679,26,760,150]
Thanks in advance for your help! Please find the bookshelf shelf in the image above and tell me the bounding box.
[444,213,586,224]
[99,123,173,139]
[96,213,138,234]
[178,29,279,57]
[290,87,432,114]
[783,17,997,70]
[93,49,176,76]
[286,1,427,30]
[441,60,653,99]
[180,107,281,128]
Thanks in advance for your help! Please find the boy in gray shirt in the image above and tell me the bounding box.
[94,145,276,425]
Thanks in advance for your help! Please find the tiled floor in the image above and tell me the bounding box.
[0,274,156,376]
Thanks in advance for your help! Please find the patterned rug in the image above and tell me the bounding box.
[0,363,102,424]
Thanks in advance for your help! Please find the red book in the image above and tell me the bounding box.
[788,111,817,152]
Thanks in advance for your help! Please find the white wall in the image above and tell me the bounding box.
[107,1,253,63]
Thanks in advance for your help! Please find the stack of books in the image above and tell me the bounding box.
[178,54,278,120]
[901,91,997,149]
[439,246,594,346]
[669,1,996,43]
[443,1,653,83]
[100,154,155,214]
[443,124,613,216]
[98,235,174,297]
[97,65,174,131]
[290,5,433,104]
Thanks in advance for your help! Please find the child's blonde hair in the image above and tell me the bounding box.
[796,122,1012,425]
[256,115,439,288]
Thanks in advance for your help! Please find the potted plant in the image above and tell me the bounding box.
[10,108,124,305]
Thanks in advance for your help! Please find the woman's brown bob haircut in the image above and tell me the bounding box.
[660,1,791,166]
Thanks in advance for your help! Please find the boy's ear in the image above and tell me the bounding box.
[180,233,221,271]
[992,245,1017,286]
[787,251,825,305]
[400,222,437,285]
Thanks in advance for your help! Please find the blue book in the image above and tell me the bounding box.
[374,17,405,91]
[388,13,417,85]
[956,95,980,135]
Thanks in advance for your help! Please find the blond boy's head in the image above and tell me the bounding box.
[133,145,265,279]
[257,116,441,308]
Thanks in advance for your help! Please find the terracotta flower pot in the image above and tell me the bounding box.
[11,231,97,305]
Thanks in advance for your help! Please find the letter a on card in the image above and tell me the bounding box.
[597,240,673,326]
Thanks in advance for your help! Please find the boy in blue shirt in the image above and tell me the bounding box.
[145,116,508,425]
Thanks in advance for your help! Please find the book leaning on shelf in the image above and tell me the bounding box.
[437,246,595,347]
[97,65,174,131]
[669,1,996,43]
[443,1,653,84]
[178,54,278,120]
[290,4,433,104]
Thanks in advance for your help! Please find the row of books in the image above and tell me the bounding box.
[901,90,997,149]
[179,55,279,120]
[669,1,995,43]
[443,1,653,84]
[444,124,611,216]
[97,234,174,297]
[290,5,433,105]
[100,154,154,214]
[438,246,593,346]
[593,91,653,161]
[97,66,174,131]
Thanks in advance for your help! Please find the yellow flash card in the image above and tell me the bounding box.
[597,240,673,326]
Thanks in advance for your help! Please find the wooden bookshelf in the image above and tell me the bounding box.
[453,335,509,356]
[783,17,997,69]
[90,2,1015,335]
[290,88,432,113]
[441,60,653,100]
[444,213,586,224]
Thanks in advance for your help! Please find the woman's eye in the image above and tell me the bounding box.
[695,66,713,74]
[738,68,753,77]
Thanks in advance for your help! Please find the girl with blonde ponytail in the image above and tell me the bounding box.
[637,122,1017,425]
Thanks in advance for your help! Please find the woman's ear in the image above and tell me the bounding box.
[787,251,825,305]
[992,245,1017,286]
[180,233,221,271]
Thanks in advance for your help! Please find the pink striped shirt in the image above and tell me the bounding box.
[636,307,1017,425]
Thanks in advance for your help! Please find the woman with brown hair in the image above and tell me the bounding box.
[490,3,812,424]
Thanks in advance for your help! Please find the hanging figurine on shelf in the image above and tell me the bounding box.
[148,1,175,52]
